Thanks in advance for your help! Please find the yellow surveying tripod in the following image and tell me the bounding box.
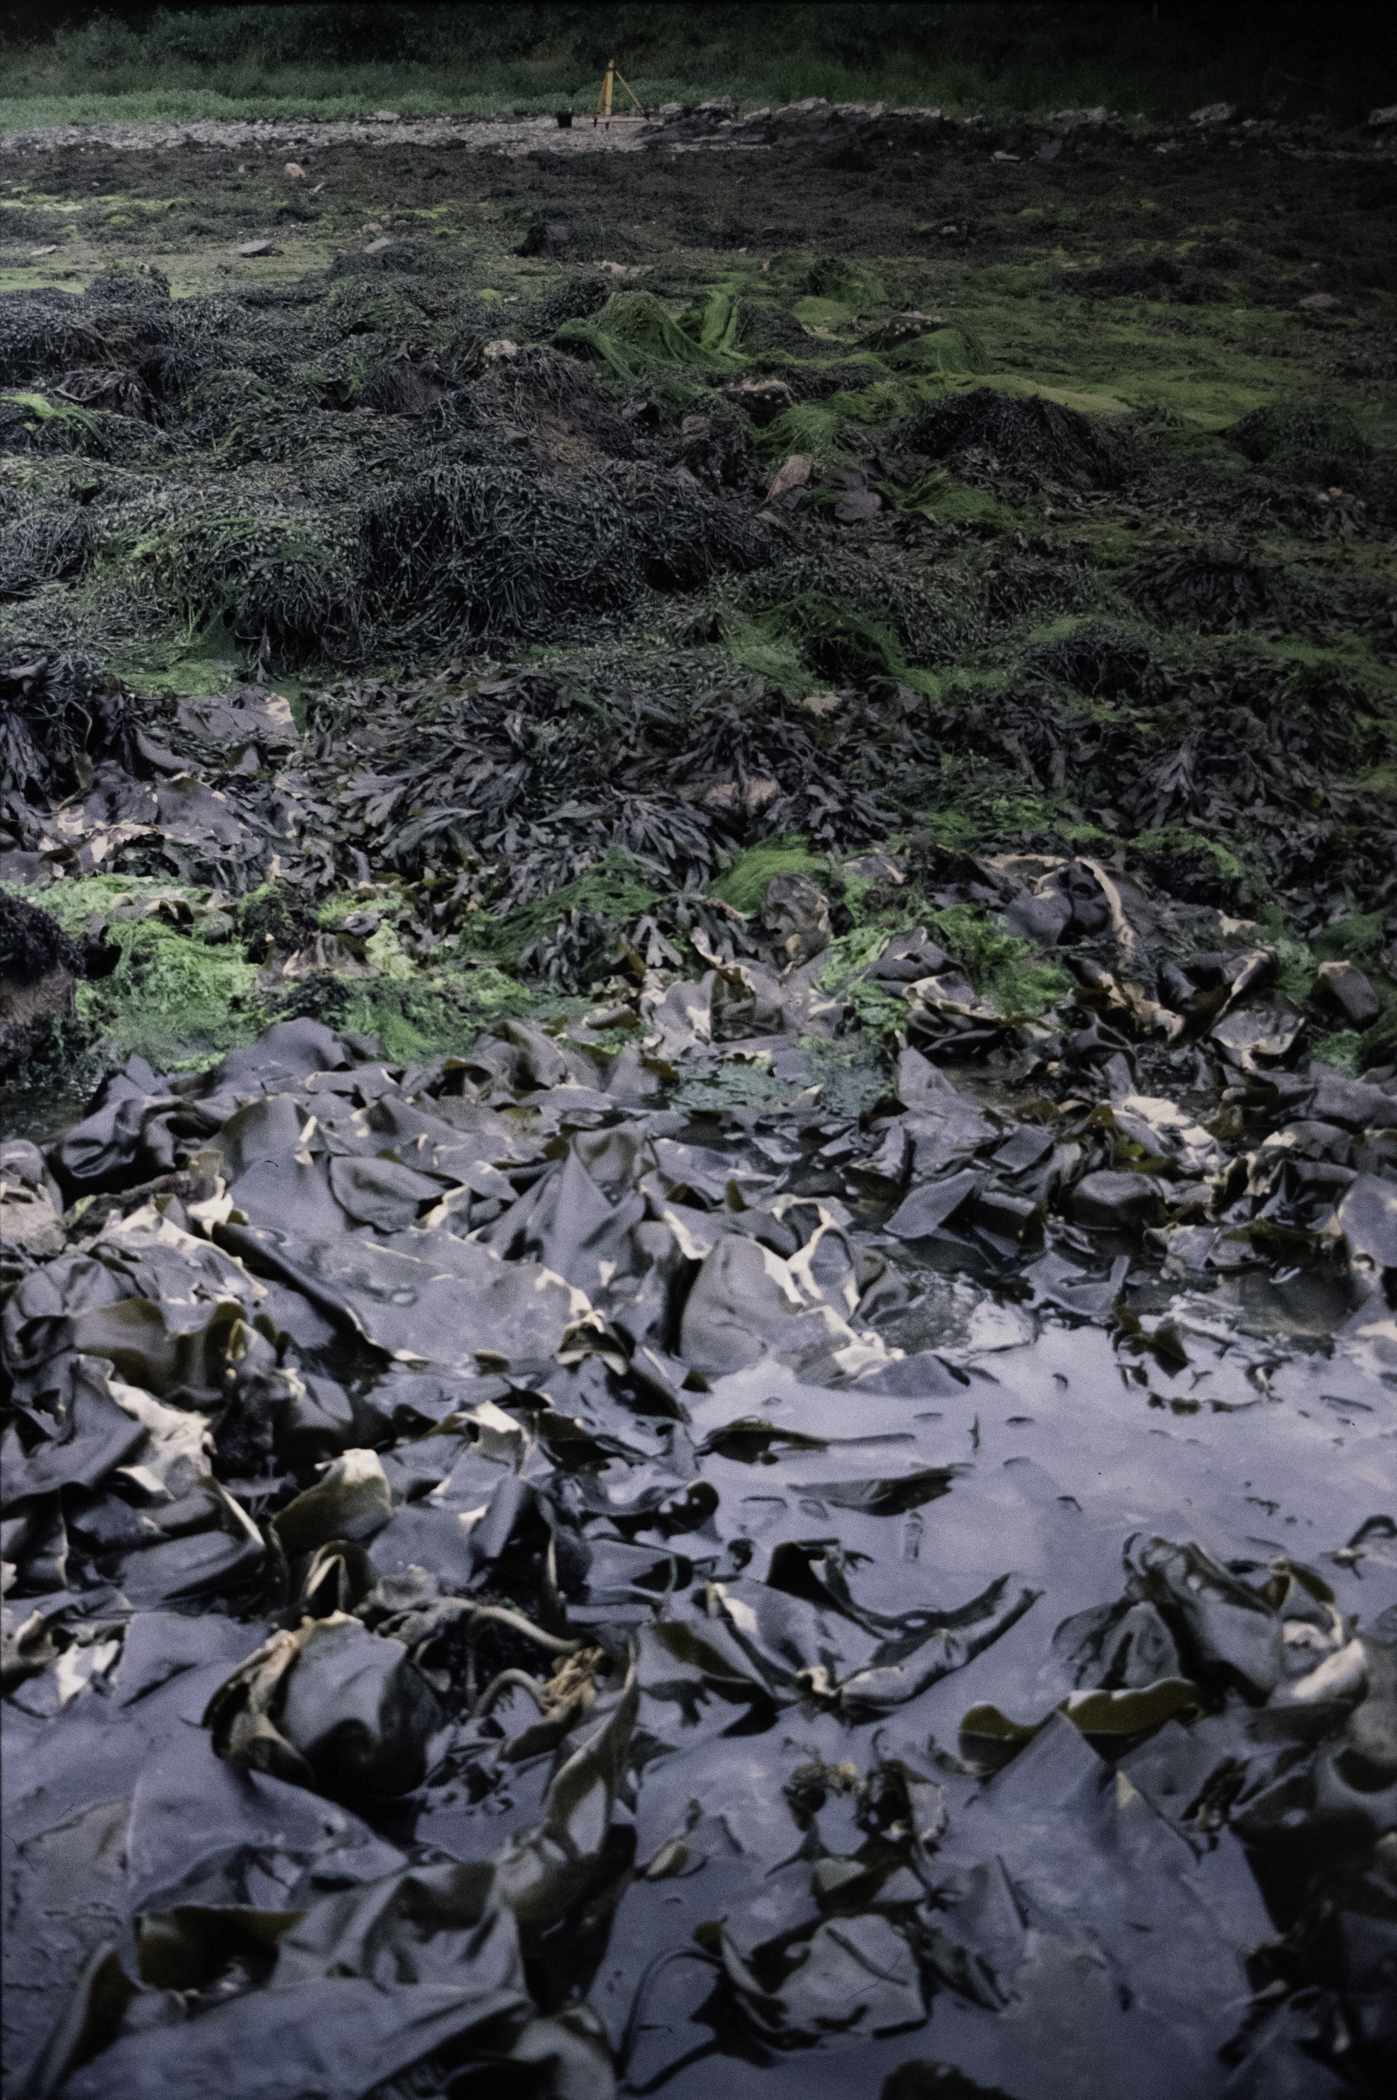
[594,58,646,124]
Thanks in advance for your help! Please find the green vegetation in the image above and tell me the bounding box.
[474,855,667,962]
[34,875,263,1066]
[927,904,1074,1018]
[3,3,1393,129]
[709,840,826,915]
[21,872,535,1070]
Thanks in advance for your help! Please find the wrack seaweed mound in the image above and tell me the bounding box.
[359,459,768,649]
[0,277,774,669]
[906,384,1138,489]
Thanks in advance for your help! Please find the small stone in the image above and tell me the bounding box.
[373,111,401,123]
[362,237,393,254]
[1312,960,1381,1029]
[482,339,519,360]
[1298,292,1339,311]
[284,161,305,178]
[970,1185,1040,1242]
[1368,105,1397,127]
[1189,102,1236,125]
[236,239,275,257]
[768,453,812,498]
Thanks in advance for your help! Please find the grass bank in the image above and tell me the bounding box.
[1,2,1393,131]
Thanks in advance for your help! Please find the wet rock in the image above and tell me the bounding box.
[969,1184,1042,1244]
[1269,1119,1353,1164]
[887,1167,984,1240]
[1004,883,1074,945]
[272,1449,395,1553]
[1068,1169,1163,1228]
[515,218,571,258]
[1311,960,1381,1029]
[891,1045,955,1111]
[842,851,905,885]
[768,452,812,499]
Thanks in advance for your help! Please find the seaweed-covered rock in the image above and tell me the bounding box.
[0,892,83,1074]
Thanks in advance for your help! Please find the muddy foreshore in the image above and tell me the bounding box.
[2,111,1396,2100]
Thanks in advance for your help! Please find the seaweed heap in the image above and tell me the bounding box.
[3,126,1397,2100]
[2,986,1395,2100]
